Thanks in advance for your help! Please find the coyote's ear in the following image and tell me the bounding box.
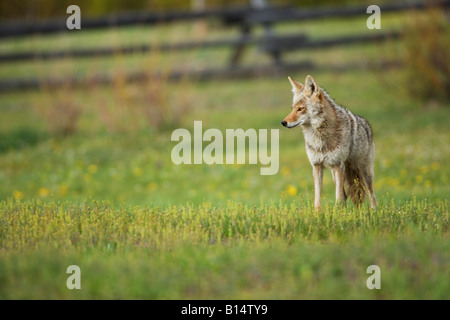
[288,76,303,93]
[304,75,318,97]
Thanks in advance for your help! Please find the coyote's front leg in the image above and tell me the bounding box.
[313,164,323,209]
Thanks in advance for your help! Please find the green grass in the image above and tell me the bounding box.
[0,9,449,299]
[1,199,448,299]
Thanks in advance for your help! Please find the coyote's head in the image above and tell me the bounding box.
[281,75,324,128]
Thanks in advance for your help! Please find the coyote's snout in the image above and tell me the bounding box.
[282,75,377,209]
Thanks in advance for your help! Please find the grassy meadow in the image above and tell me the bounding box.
[0,10,449,299]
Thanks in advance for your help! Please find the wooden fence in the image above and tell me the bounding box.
[0,0,448,92]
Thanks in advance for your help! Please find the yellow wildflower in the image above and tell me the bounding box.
[13,190,24,200]
[88,164,98,174]
[133,167,143,177]
[281,167,291,177]
[39,187,49,197]
[286,184,297,196]
[431,162,440,171]
[59,184,68,196]
[147,182,158,191]
[420,165,429,174]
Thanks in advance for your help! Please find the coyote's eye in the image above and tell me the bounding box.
[297,106,305,112]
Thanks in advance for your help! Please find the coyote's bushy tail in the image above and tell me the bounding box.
[344,165,367,206]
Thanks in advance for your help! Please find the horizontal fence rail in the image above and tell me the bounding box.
[246,0,450,24]
[0,6,291,38]
[0,34,308,63]
[0,60,404,92]
[0,30,403,63]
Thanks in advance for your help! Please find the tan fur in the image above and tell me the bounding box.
[282,75,377,209]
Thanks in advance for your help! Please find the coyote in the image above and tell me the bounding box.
[281,75,377,209]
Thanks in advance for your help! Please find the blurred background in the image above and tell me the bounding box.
[0,0,449,206]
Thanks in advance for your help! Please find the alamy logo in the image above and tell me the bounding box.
[66,265,81,290]
[171,121,279,175]
[366,265,381,289]
[66,5,81,30]
[366,5,381,29]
